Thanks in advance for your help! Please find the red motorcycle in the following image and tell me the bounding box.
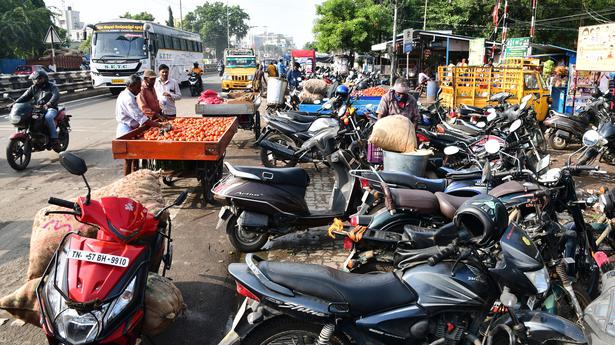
[36,152,186,345]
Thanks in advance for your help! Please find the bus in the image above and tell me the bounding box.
[221,48,256,91]
[89,19,203,95]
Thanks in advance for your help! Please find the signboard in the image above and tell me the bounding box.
[403,29,413,54]
[468,38,485,66]
[44,26,61,44]
[504,37,530,58]
[577,23,615,71]
[96,23,144,32]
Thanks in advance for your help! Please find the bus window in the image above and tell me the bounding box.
[92,31,147,59]
[173,37,180,50]
[524,73,539,90]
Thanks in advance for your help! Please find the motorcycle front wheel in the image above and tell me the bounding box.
[226,215,269,253]
[244,318,349,345]
[54,125,70,153]
[6,137,31,171]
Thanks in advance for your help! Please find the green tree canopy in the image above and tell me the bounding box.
[313,0,391,53]
[303,41,318,51]
[166,6,174,27]
[183,2,250,58]
[0,0,70,58]
[120,11,155,21]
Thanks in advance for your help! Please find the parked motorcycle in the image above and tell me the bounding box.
[577,123,615,165]
[188,72,202,97]
[36,152,187,345]
[220,195,587,345]
[5,96,71,171]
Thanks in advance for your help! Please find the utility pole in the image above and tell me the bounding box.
[226,0,230,48]
[423,0,428,30]
[179,0,183,30]
[390,0,398,85]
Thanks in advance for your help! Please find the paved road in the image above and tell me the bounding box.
[0,73,251,344]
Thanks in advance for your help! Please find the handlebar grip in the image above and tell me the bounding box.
[573,165,599,171]
[428,242,457,266]
[48,197,75,210]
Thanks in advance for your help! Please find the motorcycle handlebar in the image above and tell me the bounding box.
[567,165,599,172]
[428,242,458,266]
[48,197,76,210]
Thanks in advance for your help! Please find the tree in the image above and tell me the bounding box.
[183,2,250,58]
[0,0,61,58]
[303,41,318,51]
[120,11,155,21]
[313,0,391,53]
[79,34,92,54]
[166,6,174,27]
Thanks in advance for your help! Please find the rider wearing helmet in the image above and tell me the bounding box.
[335,85,349,99]
[191,62,204,90]
[15,71,61,150]
[376,77,419,126]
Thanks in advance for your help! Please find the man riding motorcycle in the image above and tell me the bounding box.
[15,71,61,151]
[191,62,204,91]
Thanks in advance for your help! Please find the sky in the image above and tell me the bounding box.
[44,0,324,47]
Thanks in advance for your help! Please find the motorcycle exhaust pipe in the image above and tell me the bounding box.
[259,139,299,161]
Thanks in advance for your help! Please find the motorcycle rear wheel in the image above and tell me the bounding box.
[259,133,298,168]
[226,215,269,253]
[547,132,568,150]
[244,318,349,345]
[6,138,31,171]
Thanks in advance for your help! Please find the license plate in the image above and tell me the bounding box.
[111,79,124,84]
[68,249,130,267]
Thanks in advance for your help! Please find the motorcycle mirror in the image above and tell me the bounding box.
[59,151,88,176]
[537,154,551,173]
[444,146,460,155]
[509,119,522,133]
[2,93,8,99]
[313,99,321,104]
[323,102,332,110]
[484,139,501,154]
[583,129,602,147]
[338,105,347,117]
[476,121,486,128]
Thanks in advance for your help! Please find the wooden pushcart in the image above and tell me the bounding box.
[195,102,260,140]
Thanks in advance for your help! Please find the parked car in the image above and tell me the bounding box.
[13,65,52,75]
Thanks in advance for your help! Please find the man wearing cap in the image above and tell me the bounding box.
[377,78,420,126]
[154,64,181,117]
[138,69,164,119]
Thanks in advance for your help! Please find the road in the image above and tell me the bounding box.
[0,73,252,344]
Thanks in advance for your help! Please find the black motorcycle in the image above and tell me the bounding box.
[220,195,587,345]
[188,72,202,97]
[577,122,615,165]
[5,99,70,170]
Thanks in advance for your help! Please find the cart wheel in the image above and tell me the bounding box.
[253,112,261,141]
[162,176,175,186]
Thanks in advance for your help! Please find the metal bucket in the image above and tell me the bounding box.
[383,149,432,177]
[266,78,287,105]
[426,80,439,102]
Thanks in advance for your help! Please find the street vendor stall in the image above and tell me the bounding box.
[196,92,262,140]
[112,117,238,204]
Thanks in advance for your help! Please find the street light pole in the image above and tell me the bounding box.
[226,0,230,48]
[179,0,183,30]
[390,0,398,85]
[423,0,428,30]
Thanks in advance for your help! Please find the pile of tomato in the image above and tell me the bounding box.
[353,86,388,97]
[141,117,234,142]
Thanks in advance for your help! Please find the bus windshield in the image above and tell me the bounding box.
[93,31,147,59]
[226,57,256,68]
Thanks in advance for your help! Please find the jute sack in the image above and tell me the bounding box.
[26,169,166,280]
[302,79,328,95]
[299,90,324,104]
[0,278,40,325]
[368,115,417,153]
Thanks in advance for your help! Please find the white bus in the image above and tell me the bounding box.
[89,19,203,95]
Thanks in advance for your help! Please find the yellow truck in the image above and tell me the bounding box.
[221,48,257,92]
[437,58,551,121]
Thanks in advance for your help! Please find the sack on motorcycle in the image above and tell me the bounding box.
[369,115,417,153]
[143,273,186,335]
[9,103,32,128]
[26,169,167,280]
[299,90,324,104]
[302,79,328,95]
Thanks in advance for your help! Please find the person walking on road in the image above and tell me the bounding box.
[217,60,225,77]
[15,71,61,151]
[252,63,266,93]
[276,58,286,78]
[154,64,182,117]
[377,77,419,126]
[138,69,165,120]
[267,61,278,77]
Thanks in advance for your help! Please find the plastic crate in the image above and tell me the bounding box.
[367,143,383,164]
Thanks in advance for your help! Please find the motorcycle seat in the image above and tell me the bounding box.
[444,169,482,181]
[268,118,312,134]
[403,222,459,248]
[488,92,513,103]
[228,165,310,187]
[459,104,484,114]
[390,188,439,214]
[376,171,446,192]
[257,261,416,315]
[279,111,321,123]
[489,180,539,198]
[435,192,470,219]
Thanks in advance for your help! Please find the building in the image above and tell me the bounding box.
[250,32,295,59]
[53,6,85,43]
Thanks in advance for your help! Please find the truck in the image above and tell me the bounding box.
[437,58,551,121]
[221,48,257,92]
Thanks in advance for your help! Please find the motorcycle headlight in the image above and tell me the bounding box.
[584,287,615,337]
[524,267,550,294]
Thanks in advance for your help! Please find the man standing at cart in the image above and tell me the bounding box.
[154,64,182,117]
[138,69,165,120]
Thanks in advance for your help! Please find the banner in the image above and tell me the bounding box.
[577,23,615,72]
[96,23,144,32]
